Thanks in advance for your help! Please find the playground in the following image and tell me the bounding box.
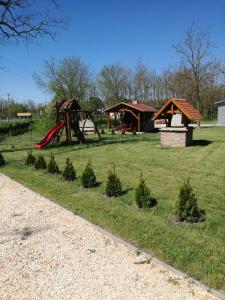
[1,125,225,292]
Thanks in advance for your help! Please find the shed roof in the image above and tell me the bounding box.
[152,98,202,121]
[105,102,157,113]
[215,100,225,105]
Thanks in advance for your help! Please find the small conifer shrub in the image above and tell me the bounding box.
[34,154,46,170]
[101,128,105,134]
[132,129,137,135]
[47,154,60,174]
[175,178,205,223]
[111,128,115,135]
[135,173,154,208]
[105,166,122,197]
[25,151,36,166]
[62,158,76,181]
[0,153,5,167]
[81,161,97,188]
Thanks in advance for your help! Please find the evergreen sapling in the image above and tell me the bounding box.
[81,161,97,188]
[47,154,60,174]
[62,158,76,181]
[0,153,5,167]
[34,154,46,170]
[25,151,36,166]
[135,172,154,208]
[175,178,205,223]
[105,166,122,197]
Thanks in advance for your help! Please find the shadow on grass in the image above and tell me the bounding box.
[192,140,212,147]
[0,133,160,157]
[121,187,133,196]
[40,135,160,155]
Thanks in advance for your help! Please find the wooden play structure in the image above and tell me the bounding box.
[105,100,157,133]
[152,97,202,147]
[35,99,101,149]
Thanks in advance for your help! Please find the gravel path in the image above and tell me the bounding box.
[0,174,219,300]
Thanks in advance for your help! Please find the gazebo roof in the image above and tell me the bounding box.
[152,98,202,121]
[105,101,157,113]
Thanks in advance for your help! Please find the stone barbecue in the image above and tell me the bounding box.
[152,98,202,147]
[160,127,194,147]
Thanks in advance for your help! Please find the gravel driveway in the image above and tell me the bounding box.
[0,174,219,300]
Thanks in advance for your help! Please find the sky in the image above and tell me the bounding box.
[0,0,225,104]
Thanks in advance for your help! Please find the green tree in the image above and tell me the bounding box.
[34,155,46,170]
[135,173,154,208]
[25,151,36,166]
[105,166,122,197]
[81,161,97,188]
[33,57,91,103]
[175,178,205,223]
[47,154,60,174]
[62,158,76,181]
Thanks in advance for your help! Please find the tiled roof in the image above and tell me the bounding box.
[127,102,157,112]
[105,102,157,113]
[152,98,202,121]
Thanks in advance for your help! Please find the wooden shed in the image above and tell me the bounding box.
[105,100,157,133]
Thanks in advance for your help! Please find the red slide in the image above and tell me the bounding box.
[35,121,65,149]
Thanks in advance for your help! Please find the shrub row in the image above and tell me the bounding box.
[0,120,33,136]
[25,152,205,223]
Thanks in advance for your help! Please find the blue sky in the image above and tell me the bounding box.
[0,0,225,104]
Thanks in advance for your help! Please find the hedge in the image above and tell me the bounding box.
[0,120,33,136]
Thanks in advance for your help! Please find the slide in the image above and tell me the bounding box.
[35,121,65,149]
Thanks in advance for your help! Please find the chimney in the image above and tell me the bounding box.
[132,100,139,105]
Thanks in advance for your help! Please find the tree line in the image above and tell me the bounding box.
[0,98,45,120]
[1,2,224,120]
[33,25,225,120]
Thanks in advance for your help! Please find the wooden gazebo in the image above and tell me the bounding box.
[152,98,203,147]
[105,100,157,133]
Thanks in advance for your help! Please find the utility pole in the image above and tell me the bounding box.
[7,93,10,122]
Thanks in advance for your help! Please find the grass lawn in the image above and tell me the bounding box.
[1,127,225,291]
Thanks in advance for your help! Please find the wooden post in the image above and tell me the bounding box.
[107,113,110,131]
[138,112,140,133]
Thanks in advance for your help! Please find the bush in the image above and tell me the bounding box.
[133,129,137,135]
[34,154,47,170]
[175,178,205,223]
[121,129,125,135]
[111,128,115,135]
[81,161,97,188]
[0,120,33,137]
[100,128,105,134]
[47,154,60,174]
[135,173,154,208]
[0,153,5,167]
[25,151,36,166]
[33,114,55,136]
[62,158,76,181]
[105,166,122,197]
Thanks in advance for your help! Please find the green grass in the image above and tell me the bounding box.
[1,128,225,291]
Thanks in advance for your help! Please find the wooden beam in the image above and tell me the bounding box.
[119,108,139,119]
[107,113,110,130]
[138,112,140,133]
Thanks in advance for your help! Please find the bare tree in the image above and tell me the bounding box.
[33,57,91,103]
[0,0,65,45]
[98,63,133,105]
[173,24,218,113]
